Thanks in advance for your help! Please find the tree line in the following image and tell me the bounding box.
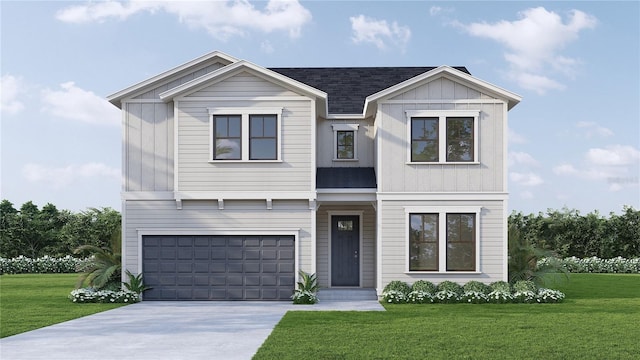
[1,199,638,259]
[0,200,120,258]
[509,206,640,259]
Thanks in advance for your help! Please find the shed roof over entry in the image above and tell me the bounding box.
[316,167,377,189]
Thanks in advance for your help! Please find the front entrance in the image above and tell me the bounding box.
[331,215,360,286]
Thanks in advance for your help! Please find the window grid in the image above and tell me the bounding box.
[212,115,241,160]
[336,131,355,159]
[411,117,439,162]
[249,115,277,160]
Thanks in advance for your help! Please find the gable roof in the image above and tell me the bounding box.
[270,67,470,115]
[107,51,238,108]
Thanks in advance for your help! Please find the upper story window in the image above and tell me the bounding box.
[332,124,359,161]
[406,110,479,164]
[209,108,282,162]
[212,115,242,160]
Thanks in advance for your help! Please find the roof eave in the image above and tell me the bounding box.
[158,60,328,106]
[362,65,522,115]
[107,51,239,108]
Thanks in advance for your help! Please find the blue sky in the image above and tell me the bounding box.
[1,1,638,215]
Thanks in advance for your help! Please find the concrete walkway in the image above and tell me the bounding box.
[0,300,384,360]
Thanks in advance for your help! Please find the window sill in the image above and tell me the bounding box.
[404,271,481,275]
[406,162,480,165]
[209,160,283,163]
[332,158,359,162]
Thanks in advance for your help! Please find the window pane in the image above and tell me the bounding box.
[337,131,354,159]
[337,221,353,231]
[263,116,277,137]
[250,139,276,160]
[215,139,241,160]
[409,214,438,271]
[411,118,438,162]
[446,117,473,162]
[250,116,264,137]
[213,115,241,160]
[446,213,475,271]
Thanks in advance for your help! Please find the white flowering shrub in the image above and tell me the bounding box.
[0,255,92,274]
[382,279,564,304]
[538,256,640,274]
[407,290,433,304]
[69,288,140,303]
[433,290,460,304]
[536,288,565,303]
[383,290,407,304]
[461,291,488,304]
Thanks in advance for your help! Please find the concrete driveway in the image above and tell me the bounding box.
[0,300,384,360]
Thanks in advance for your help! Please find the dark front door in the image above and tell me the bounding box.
[331,215,360,286]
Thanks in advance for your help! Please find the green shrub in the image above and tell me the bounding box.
[463,281,491,294]
[490,281,512,293]
[291,271,318,304]
[407,291,433,304]
[513,280,537,293]
[383,280,411,295]
[383,290,407,304]
[411,280,437,294]
[437,281,463,295]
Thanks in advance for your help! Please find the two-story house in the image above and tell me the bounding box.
[108,51,521,300]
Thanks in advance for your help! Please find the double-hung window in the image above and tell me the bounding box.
[332,124,359,161]
[209,108,282,162]
[406,207,480,272]
[406,110,479,163]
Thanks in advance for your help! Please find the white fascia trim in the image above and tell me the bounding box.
[175,191,316,201]
[159,60,326,102]
[331,124,360,131]
[122,192,175,200]
[377,192,508,201]
[121,99,165,104]
[108,51,238,106]
[178,96,308,102]
[326,114,365,120]
[317,193,377,203]
[381,99,507,105]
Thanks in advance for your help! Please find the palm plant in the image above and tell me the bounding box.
[508,224,567,286]
[123,270,151,294]
[74,230,121,289]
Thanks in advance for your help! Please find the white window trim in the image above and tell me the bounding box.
[208,107,283,162]
[331,123,359,161]
[405,110,480,164]
[404,206,482,273]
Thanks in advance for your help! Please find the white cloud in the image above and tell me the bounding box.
[41,82,120,126]
[458,7,597,94]
[1,74,26,114]
[56,0,312,40]
[429,6,454,16]
[508,127,527,144]
[586,145,639,166]
[23,162,120,189]
[554,145,640,192]
[509,151,539,167]
[510,172,544,186]
[350,15,411,51]
[576,121,613,138]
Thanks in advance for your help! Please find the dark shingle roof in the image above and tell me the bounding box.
[270,67,470,114]
[316,167,377,189]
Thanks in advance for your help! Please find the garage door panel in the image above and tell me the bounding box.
[143,235,295,300]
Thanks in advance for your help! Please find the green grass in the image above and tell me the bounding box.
[254,274,640,360]
[0,274,128,338]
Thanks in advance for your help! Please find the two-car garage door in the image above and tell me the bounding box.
[142,235,295,300]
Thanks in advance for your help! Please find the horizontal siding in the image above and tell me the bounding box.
[379,199,505,288]
[378,100,505,193]
[316,205,376,288]
[124,102,173,191]
[177,98,313,192]
[123,199,313,276]
[316,118,375,167]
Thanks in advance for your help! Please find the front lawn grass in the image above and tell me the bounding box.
[0,274,128,338]
[254,274,640,359]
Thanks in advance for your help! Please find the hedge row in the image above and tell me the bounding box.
[0,255,92,274]
[382,280,565,304]
[539,256,640,273]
